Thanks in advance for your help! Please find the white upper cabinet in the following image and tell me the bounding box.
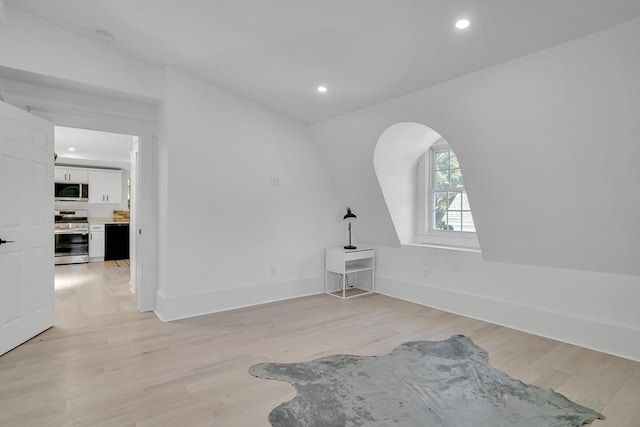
[105,171,122,203]
[88,170,122,204]
[54,167,89,183]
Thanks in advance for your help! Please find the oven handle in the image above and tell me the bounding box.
[54,230,89,235]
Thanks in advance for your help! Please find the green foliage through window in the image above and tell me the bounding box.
[431,148,475,232]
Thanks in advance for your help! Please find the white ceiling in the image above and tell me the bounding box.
[55,126,134,169]
[7,0,640,123]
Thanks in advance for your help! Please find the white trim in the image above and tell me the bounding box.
[404,242,482,253]
[417,146,480,248]
[427,146,474,233]
[415,230,481,250]
[154,276,325,322]
[24,99,157,313]
[376,276,640,361]
[26,104,156,124]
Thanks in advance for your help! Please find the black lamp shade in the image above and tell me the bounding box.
[343,207,357,220]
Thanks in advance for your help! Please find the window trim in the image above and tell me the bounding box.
[415,141,480,250]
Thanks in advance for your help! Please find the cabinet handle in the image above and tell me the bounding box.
[106,195,109,201]
[68,173,71,181]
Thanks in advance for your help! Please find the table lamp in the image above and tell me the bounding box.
[343,207,357,249]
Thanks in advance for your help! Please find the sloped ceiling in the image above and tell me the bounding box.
[6,0,640,123]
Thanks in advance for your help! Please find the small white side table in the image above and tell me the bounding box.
[325,247,375,299]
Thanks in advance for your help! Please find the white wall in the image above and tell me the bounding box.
[0,77,158,124]
[0,5,344,322]
[2,3,637,358]
[373,123,442,244]
[0,73,158,313]
[313,19,640,277]
[0,4,163,101]
[0,79,147,219]
[155,67,341,320]
[376,245,639,360]
[311,20,640,359]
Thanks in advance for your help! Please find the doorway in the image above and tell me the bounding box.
[17,100,157,313]
[53,126,139,312]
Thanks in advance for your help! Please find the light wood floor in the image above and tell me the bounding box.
[0,262,638,426]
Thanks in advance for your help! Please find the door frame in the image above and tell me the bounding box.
[32,108,157,312]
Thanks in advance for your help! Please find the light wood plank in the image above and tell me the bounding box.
[0,261,637,426]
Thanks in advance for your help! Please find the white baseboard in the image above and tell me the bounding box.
[153,276,324,322]
[376,276,640,361]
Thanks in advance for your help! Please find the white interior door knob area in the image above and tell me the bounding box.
[0,101,55,356]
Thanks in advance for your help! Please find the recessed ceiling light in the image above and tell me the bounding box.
[455,19,470,30]
[317,86,328,93]
[68,147,76,152]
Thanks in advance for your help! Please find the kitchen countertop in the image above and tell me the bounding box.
[88,217,130,225]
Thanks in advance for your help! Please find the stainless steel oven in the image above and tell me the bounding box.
[54,210,89,265]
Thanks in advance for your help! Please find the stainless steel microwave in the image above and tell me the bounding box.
[54,182,89,201]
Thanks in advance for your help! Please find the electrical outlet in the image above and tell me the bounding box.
[270,176,280,186]
[270,266,276,276]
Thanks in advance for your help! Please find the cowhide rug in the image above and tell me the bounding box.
[249,335,603,427]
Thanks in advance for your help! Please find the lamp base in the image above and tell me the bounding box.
[344,245,357,249]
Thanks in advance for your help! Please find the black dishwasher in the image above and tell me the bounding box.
[104,223,130,261]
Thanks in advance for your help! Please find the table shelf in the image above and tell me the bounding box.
[345,263,373,274]
[325,247,375,299]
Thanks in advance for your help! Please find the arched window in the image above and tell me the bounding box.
[375,122,479,250]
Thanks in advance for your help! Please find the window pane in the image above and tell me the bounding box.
[433,208,447,230]
[433,192,448,230]
[462,211,475,232]
[446,209,462,231]
[461,192,471,210]
[435,169,449,189]
[448,192,463,210]
[436,150,450,171]
[450,168,463,188]
[428,147,475,235]
[449,152,460,169]
[434,192,449,209]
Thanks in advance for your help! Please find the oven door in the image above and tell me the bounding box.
[54,231,89,264]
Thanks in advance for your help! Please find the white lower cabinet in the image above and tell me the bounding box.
[89,224,105,261]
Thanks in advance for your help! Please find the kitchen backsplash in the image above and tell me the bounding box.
[54,201,129,218]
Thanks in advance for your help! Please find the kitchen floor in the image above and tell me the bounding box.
[54,260,133,326]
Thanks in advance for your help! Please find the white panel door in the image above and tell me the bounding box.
[0,101,55,356]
